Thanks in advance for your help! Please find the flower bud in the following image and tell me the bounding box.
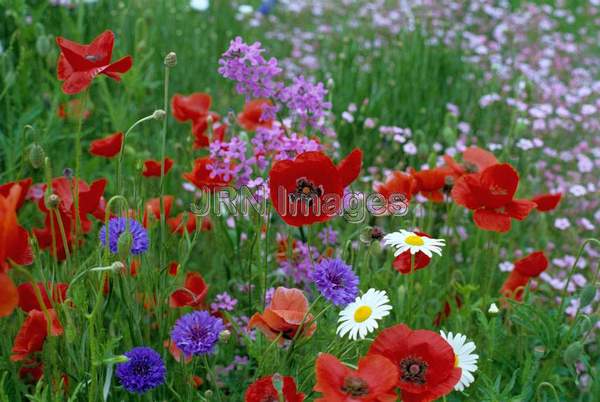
[272,373,284,394]
[164,52,177,68]
[46,194,60,209]
[327,77,334,90]
[369,239,382,255]
[219,329,231,342]
[63,167,73,178]
[36,35,51,56]
[563,341,583,366]
[579,284,597,308]
[29,143,45,169]
[152,109,166,121]
[103,355,130,364]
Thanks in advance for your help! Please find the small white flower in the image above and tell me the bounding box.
[488,303,499,314]
[190,0,209,11]
[440,331,479,391]
[383,229,445,258]
[337,289,392,340]
[238,4,254,14]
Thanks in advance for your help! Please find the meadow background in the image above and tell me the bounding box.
[0,0,599,401]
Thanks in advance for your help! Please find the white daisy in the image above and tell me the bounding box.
[440,331,479,392]
[337,289,392,340]
[383,229,445,258]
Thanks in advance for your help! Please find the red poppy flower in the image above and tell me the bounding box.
[183,157,231,191]
[238,99,274,132]
[167,212,202,235]
[0,273,19,318]
[19,359,44,384]
[33,177,106,260]
[11,309,63,362]
[142,158,174,177]
[143,196,174,227]
[451,163,536,232]
[374,171,417,212]
[392,231,434,274]
[89,132,123,158]
[167,261,180,276]
[444,146,498,177]
[57,99,92,120]
[193,121,226,149]
[368,324,460,402]
[314,353,398,402]
[410,166,453,203]
[433,296,462,326]
[0,184,33,272]
[245,375,305,402]
[500,251,548,300]
[0,178,32,210]
[17,282,68,313]
[169,272,209,308]
[531,193,562,212]
[172,93,212,122]
[56,30,133,94]
[269,149,362,227]
[248,287,316,345]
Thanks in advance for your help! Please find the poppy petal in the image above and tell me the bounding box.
[473,209,512,232]
[0,273,18,317]
[337,148,363,189]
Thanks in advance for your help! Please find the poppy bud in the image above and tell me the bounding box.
[36,35,51,56]
[46,194,60,209]
[117,232,133,260]
[164,52,177,68]
[442,126,456,145]
[533,345,546,358]
[204,390,213,398]
[563,341,583,365]
[152,109,166,121]
[327,77,334,90]
[272,373,284,395]
[579,284,597,308]
[29,143,45,169]
[103,355,130,364]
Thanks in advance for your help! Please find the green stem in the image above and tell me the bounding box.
[159,65,170,274]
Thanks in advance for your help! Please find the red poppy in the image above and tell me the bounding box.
[368,324,460,402]
[0,178,32,210]
[238,99,274,131]
[374,171,417,212]
[531,193,562,212]
[392,231,433,274]
[19,359,45,384]
[172,93,212,122]
[57,99,92,120]
[167,212,200,235]
[248,287,316,345]
[444,146,498,177]
[11,309,63,362]
[183,157,231,191]
[169,272,209,308]
[167,261,180,276]
[89,132,123,158]
[33,177,106,260]
[143,196,174,227]
[433,296,462,326]
[193,121,226,149]
[142,158,174,177]
[164,339,192,363]
[500,251,548,300]
[451,163,536,232]
[56,30,133,94]
[0,185,33,317]
[245,375,305,402]
[410,166,453,203]
[314,353,398,402]
[269,149,362,227]
[17,282,68,313]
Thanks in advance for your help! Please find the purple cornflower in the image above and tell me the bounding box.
[218,36,283,99]
[170,311,224,357]
[318,227,338,246]
[310,258,359,306]
[278,75,331,129]
[210,292,238,313]
[115,347,166,394]
[99,217,149,255]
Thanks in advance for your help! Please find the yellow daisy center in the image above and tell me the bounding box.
[405,234,425,246]
[354,305,372,323]
[454,354,459,367]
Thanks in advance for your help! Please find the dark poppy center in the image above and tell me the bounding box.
[400,356,428,385]
[289,177,323,205]
[260,395,278,402]
[341,376,369,396]
[85,54,101,62]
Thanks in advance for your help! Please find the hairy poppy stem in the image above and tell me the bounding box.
[159,54,173,276]
[72,89,89,263]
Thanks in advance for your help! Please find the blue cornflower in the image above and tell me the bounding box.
[99,217,149,255]
[115,347,166,394]
[170,311,224,357]
[310,258,359,306]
